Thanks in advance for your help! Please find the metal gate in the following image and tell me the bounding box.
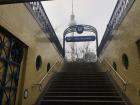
[0,26,25,105]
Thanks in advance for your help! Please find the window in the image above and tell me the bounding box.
[47,63,51,72]
[122,53,129,69]
[136,39,140,58]
[36,55,42,71]
[112,62,117,71]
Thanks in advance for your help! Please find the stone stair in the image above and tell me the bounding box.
[38,62,130,105]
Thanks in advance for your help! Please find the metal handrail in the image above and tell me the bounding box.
[39,61,59,84]
[98,58,129,91]
[32,59,63,90]
[105,59,127,84]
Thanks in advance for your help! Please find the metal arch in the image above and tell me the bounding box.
[63,24,98,57]
[63,25,97,35]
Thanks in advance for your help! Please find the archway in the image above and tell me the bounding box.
[63,25,98,58]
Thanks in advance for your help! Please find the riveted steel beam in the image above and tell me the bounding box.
[0,0,52,5]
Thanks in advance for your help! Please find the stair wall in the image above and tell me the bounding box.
[0,4,63,105]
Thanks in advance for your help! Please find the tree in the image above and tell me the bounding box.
[74,42,97,62]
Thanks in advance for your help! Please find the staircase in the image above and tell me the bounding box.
[38,62,130,105]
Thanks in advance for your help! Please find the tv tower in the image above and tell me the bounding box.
[69,0,77,61]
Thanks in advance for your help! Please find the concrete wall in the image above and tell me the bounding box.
[0,3,63,105]
[99,0,140,105]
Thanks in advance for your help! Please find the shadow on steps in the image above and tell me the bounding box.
[61,61,104,73]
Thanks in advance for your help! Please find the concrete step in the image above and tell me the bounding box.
[43,96,123,101]
[50,81,112,86]
[47,88,118,92]
[49,85,115,89]
[40,100,127,105]
[45,91,120,96]
[37,62,130,105]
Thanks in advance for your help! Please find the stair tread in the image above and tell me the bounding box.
[44,96,121,97]
[46,91,120,93]
[40,100,126,102]
[38,63,130,105]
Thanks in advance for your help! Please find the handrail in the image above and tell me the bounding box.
[39,61,59,84]
[98,58,129,91]
[32,59,63,90]
[104,59,127,84]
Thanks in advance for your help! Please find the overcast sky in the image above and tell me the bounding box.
[42,0,117,43]
[42,0,117,59]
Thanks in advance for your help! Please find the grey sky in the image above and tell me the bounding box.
[42,0,117,59]
[42,0,117,44]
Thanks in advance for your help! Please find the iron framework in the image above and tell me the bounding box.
[63,24,98,57]
[0,26,25,105]
[25,2,63,56]
[97,0,135,56]
[0,0,52,5]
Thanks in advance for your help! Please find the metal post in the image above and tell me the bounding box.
[96,32,99,56]
[63,34,65,57]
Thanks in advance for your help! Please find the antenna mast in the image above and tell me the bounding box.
[69,0,77,61]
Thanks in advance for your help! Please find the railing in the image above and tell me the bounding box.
[25,2,63,56]
[98,58,129,91]
[32,59,63,91]
[97,0,135,56]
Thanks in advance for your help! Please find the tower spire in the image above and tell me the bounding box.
[69,0,76,27]
[68,0,77,61]
[72,0,74,15]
